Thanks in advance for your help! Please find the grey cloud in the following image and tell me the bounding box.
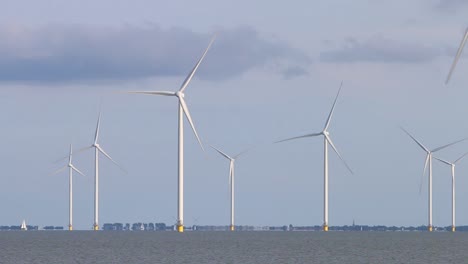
[281,66,309,79]
[320,36,442,64]
[0,25,310,83]
[434,0,468,11]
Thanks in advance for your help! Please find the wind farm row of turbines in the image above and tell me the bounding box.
[53,28,468,232]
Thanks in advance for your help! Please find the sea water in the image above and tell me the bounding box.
[1,231,467,263]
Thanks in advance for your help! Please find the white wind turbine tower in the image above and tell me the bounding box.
[446,27,468,84]
[210,145,250,231]
[53,144,85,231]
[126,36,215,232]
[433,153,468,232]
[276,82,353,232]
[400,127,465,232]
[79,110,125,230]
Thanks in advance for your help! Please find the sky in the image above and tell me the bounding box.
[1,0,468,230]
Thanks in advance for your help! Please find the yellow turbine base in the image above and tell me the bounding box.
[323,225,329,232]
[230,225,235,231]
[68,225,73,231]
[177,225,184,233]
[93,224,99,231]
[428,226,433,232]
[452,226,456,232]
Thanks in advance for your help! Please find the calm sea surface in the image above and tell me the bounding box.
[1,231,467,263]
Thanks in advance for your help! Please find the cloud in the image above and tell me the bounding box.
[320,36,443,64]
[434,0,468,12]
[0,24,311,83]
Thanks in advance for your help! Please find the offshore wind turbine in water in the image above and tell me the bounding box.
[126,36,215,232]
[433,153,468,232]
[210,145,250,231]
[52,144,85,231]
[400,128,465,232]
[276,82,353,232]
[79,110,125,230]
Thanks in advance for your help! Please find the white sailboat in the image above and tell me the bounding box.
[20,220,27,231]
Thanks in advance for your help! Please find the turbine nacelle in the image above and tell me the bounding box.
[175,91,185,98]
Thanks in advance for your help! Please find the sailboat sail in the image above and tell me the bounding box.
[21,220,27,231]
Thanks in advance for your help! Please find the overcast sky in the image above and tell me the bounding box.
[2,0,468,229]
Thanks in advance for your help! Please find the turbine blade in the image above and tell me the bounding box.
[126,91,176,96]
[324,81,343,131]
[54,144,77,163]
[446,28,468,85]
[75,146,93,155]
[71,165,86,177]
[69,144,73,164]
[94,109,102,144]
[433,156,452,166]
[51,166,67,176]
[432,137,467,152]
[210,145,232,160]
[97,146,127,173]
[179,35,216,93]
[229,161,233,186]
[454,152,468,164]
[179,97,204,151]
[400,127,430,153]
[325,134,353,174]
[233,146,254,159]
[275,132,322,144]
[420,154,430,195]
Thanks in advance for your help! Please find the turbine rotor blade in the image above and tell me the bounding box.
[420,154,430,195]
[432,137,467,152]
[97,146,127,173]
[229,161,233,186]
[179,97,204,151]
[76,146,93,155]
[210,145,232,160]
[71,165,86,177]
[324,81,343,131]
[179,35,216,93]
[94,110,102,144]
[325,134,353,174]
[275,132,322,144]
[54,145,81,163]
[433,156,452,166]
[233,146,254,159]
[454,152,468,164]
[446,28,468,85]
[400,127,430,153]
[51,166,67,176]
[126,91,176,96]
[69,144,73,164]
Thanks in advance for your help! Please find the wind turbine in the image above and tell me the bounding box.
[79,110,125,230]
[446,27,468,84]
[210,145,250,231]
[400,127,465,231]
[276,82,353,232]
[52,144,85,231]
[126,36,215,232]
[433,153,468,232]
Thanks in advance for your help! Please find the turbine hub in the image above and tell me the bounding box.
[323,131,329,136]
[175,91,184,98]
